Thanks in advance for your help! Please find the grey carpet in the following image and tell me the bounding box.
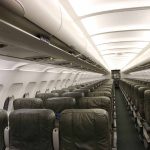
[115,88,145,150]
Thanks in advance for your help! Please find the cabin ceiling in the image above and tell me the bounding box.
[60,0,150,70]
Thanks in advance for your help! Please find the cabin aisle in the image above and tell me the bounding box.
[115,88,145,150]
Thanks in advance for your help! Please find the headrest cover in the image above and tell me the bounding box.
[13,98,43,110]
[79,96,111,111]
[35,93,59,101]
[73,89,90,96]
[88,91,111,98]
[51,89,69,95]
[60,109,110,150]
[61,92,84,99]
[138,87,149,98]
[45,97,76,113]
[144,90,150,102]
[9,109,55,150]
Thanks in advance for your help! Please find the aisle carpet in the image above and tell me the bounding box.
[115,88,145,150]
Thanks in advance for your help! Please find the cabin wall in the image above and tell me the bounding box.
[0,69,105,108]
[122,69,150,81]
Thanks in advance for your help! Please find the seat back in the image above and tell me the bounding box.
[78,96,111,120]
[60,109,111,150]
[88,91,112,99]
[9,109,55,150]
[144,90,150,124]
[45,97,76,114]
[51,90,69,96]
[138,87,149,117]
[0,110,8,150]
[13,98,43,110]
[35,93,59,102]
[73,89,90,96]
[61,92,84,106]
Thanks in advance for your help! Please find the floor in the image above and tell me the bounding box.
[115,88,145,150]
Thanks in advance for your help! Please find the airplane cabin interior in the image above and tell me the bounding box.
[1,0,150,150]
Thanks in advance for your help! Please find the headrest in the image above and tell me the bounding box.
[79,97,111,112]
[88,91,112,99]
[138,87,149,98]
[35,93,59,101]
[51,89,69,95]
[144,90,150,102]
[45,97,76,113]
[9,109,55,150]
[95,88,112,92]
[73,89,90,96]
[61,92,84,99]
[13,98,43,110]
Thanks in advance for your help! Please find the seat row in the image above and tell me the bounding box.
[0,79,116,150]
[120,79,150,149]
[0,108,110,150]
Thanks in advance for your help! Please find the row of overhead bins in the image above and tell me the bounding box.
[122,43,150,73]
[0,0,109,74]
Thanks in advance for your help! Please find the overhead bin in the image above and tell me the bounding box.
[17,0,62,35]
[9,0,87,57]
[1,0,107,70]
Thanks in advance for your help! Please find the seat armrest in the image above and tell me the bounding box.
[4,127,9,148]
[53,128,59,150]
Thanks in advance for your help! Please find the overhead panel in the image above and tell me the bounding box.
[66,0,150,70]
[68,0,150,17]
[97,42,148,51]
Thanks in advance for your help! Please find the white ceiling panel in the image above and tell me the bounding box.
[68,0,150,17]
[92,31,150,45]
[81,9,150,35]
[103,54,136,69]
[97,42,148,51]
[62,0,150,70]
[101,48,141,55]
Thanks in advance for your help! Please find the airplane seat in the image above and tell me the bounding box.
[95,88,112,93]
[78,97,112,122]
[51,89,69,96]
[143,90,150,149]
[132,85,141,106]
[144,90,150,125]
[0,110,8,150]
[59,109,111,150]
[134,87,149,136]
[35,93,59,103]
[138,87,149,118]
[9,109,55,150]
[73,89,90,97]
[88,91,112,99]
[61,92,84,107]
[130,85,142,118]
[134,85,143,110]
[67,86,78,92]
[44,97,76,119]
[13,98,43,110]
